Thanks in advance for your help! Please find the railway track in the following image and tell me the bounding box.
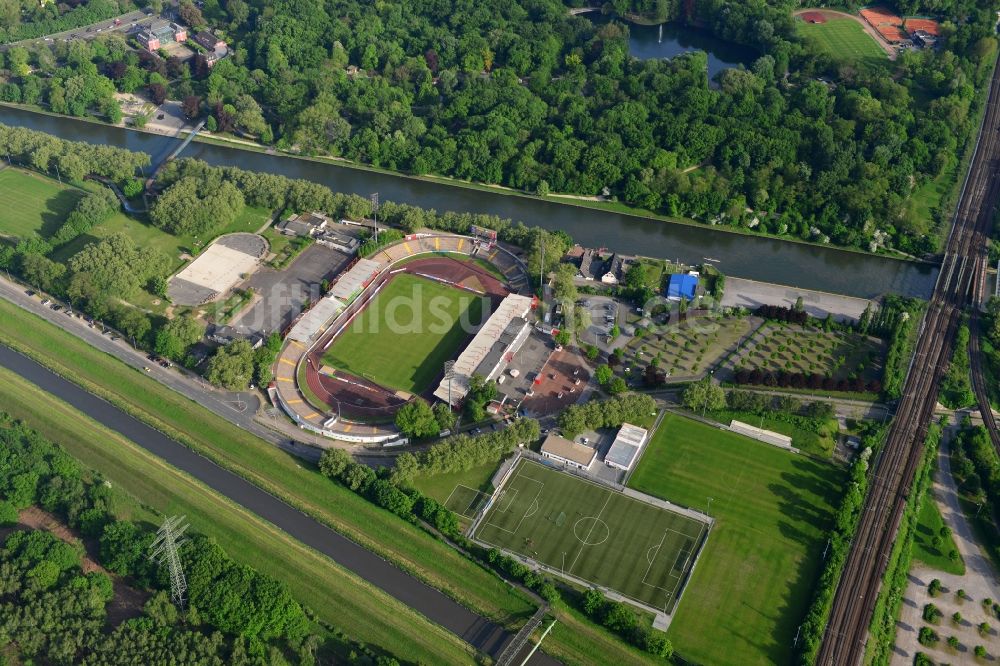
[817,56,1000,665]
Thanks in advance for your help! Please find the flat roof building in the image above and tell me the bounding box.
[540,434,597,470]
[604,422,649,471]
[667,273,698,301]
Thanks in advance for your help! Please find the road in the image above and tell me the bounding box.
[0,274,397,463]
[817,55,1000,665]
[0,344,567,664]
[0,276,564,663]
[1,8,161,50]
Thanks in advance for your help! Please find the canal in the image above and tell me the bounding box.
[0,106,937,299]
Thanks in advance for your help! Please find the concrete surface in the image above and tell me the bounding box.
[721,276,873,322]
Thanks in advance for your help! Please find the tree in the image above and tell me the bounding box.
[150,177,245,236]
[154,315,204,360]
[182,95,202,119]
[395,401,440,438]
[113,306,152,344]
[594,364,613,386]
[0,499,17,526]
[607,377,627,395]
[682,377,725,413]
[318,448,352,478]
[206,339,255,389]
[433,402,456,431]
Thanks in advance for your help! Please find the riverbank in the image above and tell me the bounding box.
[0,101,933,265]
[0,104,939,299]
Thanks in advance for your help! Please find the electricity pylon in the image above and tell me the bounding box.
[149,515,190,608]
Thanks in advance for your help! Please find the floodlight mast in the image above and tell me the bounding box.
[149,515,190,609]
[444,360,456,408]
[371,192,379,244]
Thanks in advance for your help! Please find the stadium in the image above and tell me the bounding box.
[271,231,534,441]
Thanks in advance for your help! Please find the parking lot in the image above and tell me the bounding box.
[494,329,555,407]
[232,244,352,335]
[578,296,621,349]
[521,347,592,417]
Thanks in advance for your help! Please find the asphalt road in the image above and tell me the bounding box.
[0,343,517,659]
[3,9,160,50]
[0,275,329,458]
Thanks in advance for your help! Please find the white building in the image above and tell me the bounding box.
[604,422,649,471]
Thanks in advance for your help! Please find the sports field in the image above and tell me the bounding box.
[322,273,484,395]
[629,413,845,665]
[0,167,83,239]
[797,15,886,65]
[475,459,708,614]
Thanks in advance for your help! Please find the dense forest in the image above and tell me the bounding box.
[0,413,399,665]
[3,0,995,252]
[0,0,131,45]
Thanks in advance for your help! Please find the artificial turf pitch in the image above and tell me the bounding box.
[475,459,707,613]
[321,273,484,395]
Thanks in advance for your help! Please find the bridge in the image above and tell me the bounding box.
[145,119,207,190]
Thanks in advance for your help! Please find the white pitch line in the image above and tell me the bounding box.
[568,492,613,573]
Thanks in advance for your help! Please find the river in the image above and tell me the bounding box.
[0,106,937,299]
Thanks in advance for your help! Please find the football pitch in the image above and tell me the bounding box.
[322,273,484,395]
[475,459,708,614]
[797,17,887,65]
[0,167,83,239]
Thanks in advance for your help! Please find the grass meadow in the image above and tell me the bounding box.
[628,413,845,665]
[912,491,965,576]
[0,167,83,239]
[323,273,484,394]
[0,364,479,664]
[0,300,677,666]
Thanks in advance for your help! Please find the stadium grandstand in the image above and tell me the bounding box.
[433,293,534,407]
[272,232,532,441]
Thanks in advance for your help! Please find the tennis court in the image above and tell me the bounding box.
[475,459,708,614]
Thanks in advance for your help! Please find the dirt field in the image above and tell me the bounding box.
[303,255,510,420]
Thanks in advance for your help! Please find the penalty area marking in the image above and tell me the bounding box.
[486,474,544,535]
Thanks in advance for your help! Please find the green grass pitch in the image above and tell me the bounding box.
[797,17,886,66]
[0,167,84,239]
[322,273,484,395]
[475,459,708,614]
[628,413,846,665]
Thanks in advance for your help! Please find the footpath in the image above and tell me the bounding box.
[891,425,1000,664]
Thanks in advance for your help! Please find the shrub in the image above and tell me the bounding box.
[918,626,939,646]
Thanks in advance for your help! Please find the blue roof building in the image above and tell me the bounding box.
[666,274,698,301]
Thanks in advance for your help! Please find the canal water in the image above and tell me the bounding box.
[0,106,937,299]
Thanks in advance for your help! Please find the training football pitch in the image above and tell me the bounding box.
[797,17,886,65]
[475,459,708,614]
[322,273,484,395]
[0,167,83,239]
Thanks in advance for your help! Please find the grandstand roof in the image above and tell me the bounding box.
[328,258,381,302]
[287,296,345,343]
[433,293,533,406]
[604,423,648,471]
